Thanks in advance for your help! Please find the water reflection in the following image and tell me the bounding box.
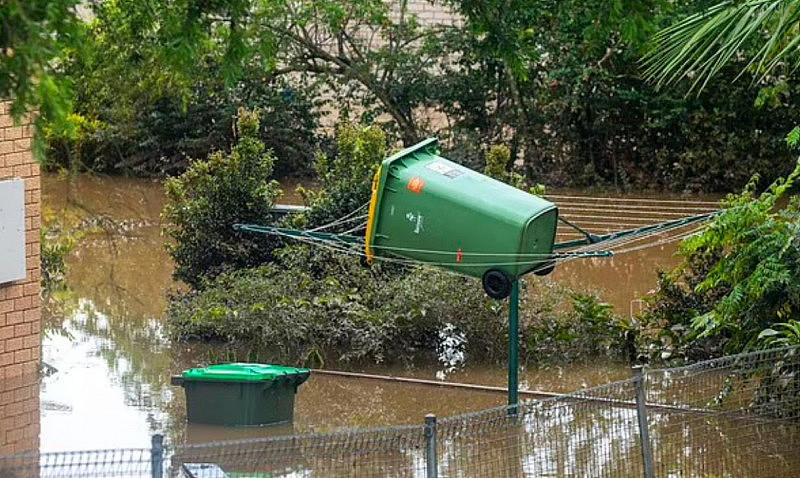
[41,299,172,451]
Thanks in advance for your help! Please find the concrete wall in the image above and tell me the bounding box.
[0,102,41,455]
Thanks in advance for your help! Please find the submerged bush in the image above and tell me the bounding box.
[163,109,282,287]
[168,255,488,365]
[640,159,800,359]
[521,286,634,362]
[168,252,628,366]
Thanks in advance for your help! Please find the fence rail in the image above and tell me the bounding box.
[2,347,799,477]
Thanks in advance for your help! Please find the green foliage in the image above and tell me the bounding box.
[484,144,525,189]
[8,0,800,193]
[570,293,617,334]
[263,0,441,144]
[168,256,501,365]
[530,62,797,191]
[642,1,800,194]
[163,109,283,287]
[296,124,387,231]
[168,253,624,365]
[426,0,797,192]
[448,0,666,79]
[787,126,800,149]
[484,144,545,194]
[70,1,280,94]
[641,159,800,357]
[51,6,322,177]
[3,0,276,158]
[522,289,633,361]
[685,161,800,349]
[20,0,797,192]
[643,0,800,93]
[0,0,83,157]
[759,321,800,348]
[44,113,104,174]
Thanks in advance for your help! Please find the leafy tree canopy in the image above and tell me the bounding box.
[2,0,282,151]
[643,0,800,93]
[1,0,82,153]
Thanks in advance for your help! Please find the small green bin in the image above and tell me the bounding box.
[365,138,558,298]
[175,363,310,426]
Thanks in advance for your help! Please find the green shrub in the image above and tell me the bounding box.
[640,159,800,359]
[168,253,627,365]
[163,109,283,287]
[520,285,633,362]
[484,144,545,195]
[295,124,387,231]
[485,145,524,189]
[167,255,491,365]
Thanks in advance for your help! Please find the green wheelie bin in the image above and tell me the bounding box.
[364,138,558,299]
[173,363,310,426]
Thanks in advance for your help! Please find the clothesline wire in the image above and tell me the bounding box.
[544,194,720,206]
[262,214,708,270]
[307,202,370,232]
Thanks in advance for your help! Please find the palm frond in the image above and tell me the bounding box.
[642,0,800,93]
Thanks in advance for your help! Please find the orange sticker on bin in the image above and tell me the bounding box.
[407,177,425,194]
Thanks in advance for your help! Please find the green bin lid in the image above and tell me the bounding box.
[181,363,311,382]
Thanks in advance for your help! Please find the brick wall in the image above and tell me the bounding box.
[403,0,462,26]
[0,101,41,456]
[316,1,461,133]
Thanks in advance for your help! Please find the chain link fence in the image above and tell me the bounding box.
[2,347,799,477]
[435,376,644,477]
[644,347,800,478]
[0,449,153,478]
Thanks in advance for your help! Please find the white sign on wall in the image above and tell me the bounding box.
[0,179,26,283]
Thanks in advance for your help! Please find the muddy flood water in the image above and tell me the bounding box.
[38,173,719,451]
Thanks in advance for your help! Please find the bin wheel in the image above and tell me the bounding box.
[533,260,556,276]
[482,269,512,299]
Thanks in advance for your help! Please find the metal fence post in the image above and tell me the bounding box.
[424,414,438,478]
[151,434,164,478]
[632,366,654,478]
[507,279,520,415]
